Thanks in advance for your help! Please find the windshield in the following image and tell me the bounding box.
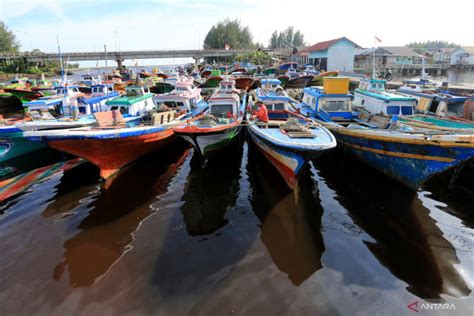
[320,99,350,112]
[210,103,234,117]
[447,103,464,117]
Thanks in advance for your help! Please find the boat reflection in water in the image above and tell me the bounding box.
[314,153,471,298]
[52,144,190,288]
[180,145,242,236]
[247,142,325,285]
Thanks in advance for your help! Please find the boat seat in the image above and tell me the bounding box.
[152,110,176,126]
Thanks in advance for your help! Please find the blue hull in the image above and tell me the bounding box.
[331,130,474,189]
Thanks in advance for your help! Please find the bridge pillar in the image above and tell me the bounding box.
[115,55,124,73]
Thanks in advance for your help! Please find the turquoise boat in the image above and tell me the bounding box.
[353,77,474,131]
[0,125,46,162]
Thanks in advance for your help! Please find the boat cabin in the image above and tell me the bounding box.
[105,86,154,117]
[153,78,204,115]
[206,78,241,119]
[54,85,82,97]
[261,79,284,93]
[299,86,354,122]
[353,78,417,116]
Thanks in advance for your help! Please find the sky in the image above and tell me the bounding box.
[1,0,473,66]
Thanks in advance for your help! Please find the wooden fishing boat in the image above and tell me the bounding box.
[23,108,195,180]
[173,77,246,160]
[277,75,289,86]
[0,123,46,162]
[199,76,223,89]
[284,75,314,89]
[308,71,339,86]
[235,77,255,91]
[263,68,278,76]
[247,86,336,189]
[153,77,208,117]
[397,78,470,121]
[150,82,175,94]
[296,78,474,190]
[353,78,474,130]
[3,88,42,103]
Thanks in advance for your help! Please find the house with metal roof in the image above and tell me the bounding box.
[300,37,361,72]
[354,46,422,71]
[450,47,474,65]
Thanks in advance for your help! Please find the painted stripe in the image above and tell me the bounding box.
[338,140,455,162]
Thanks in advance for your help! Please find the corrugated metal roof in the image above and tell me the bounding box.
[380,46,421,57]
[461,46,474,54]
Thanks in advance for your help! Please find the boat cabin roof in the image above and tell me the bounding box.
[261,78,281,86]
[303,86,352,99]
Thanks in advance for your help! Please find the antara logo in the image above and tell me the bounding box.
[407,300,456,312]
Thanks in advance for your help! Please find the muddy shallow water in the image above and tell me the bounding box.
[0,140,473,315]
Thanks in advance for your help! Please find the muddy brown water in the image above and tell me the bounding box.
[0,140,473,315]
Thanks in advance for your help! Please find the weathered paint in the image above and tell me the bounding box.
[331,129,474,189]
[45,129,175,179]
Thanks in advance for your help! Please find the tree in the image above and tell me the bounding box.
[236,50,272,64]
[0,21,20,51]
[268,26,306,49]
[203,19,255,49]
[406,40,460,53]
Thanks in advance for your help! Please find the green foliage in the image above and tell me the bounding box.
[0,48,79,74]
[0,21,20,51]
[406,41,460,52]
[203,19,255,49]
[269,26,305,49]
[235,50,272,64]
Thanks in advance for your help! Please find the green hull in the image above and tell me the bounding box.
[0,131,46,162]
[181,126,241,159]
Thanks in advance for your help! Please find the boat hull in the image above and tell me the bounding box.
[178,125,242,159]
[0,128,46,162]
[41,128,175,179]
[329,128,474,189]
[247,128,325,189]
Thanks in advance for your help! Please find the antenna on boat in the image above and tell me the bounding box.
[93,42,101,83]
[372,37,376,79]
[104,44,108,82]
[421,56,427,80]
[56,34,65,85]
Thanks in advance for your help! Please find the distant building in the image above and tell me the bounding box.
[355,46,422,71]
[291,46,309,64]
[299,37,361,71]
[431,48,455,64]
[450,47,474,65]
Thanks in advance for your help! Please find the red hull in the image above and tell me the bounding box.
[48,130,175,179]
[253,141,297,189]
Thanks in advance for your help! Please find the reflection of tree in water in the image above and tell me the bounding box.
[247,143,325,286]
[53,147,190,288]
[180,146,242,236]
[315,153,471,298]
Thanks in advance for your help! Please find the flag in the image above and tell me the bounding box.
[374,36,382,44]
[224,44,230,50]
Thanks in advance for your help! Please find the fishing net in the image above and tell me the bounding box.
[198,114,219,126]
[281,118,310,132]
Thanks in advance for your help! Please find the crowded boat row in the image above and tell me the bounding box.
[1,65,474,191]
